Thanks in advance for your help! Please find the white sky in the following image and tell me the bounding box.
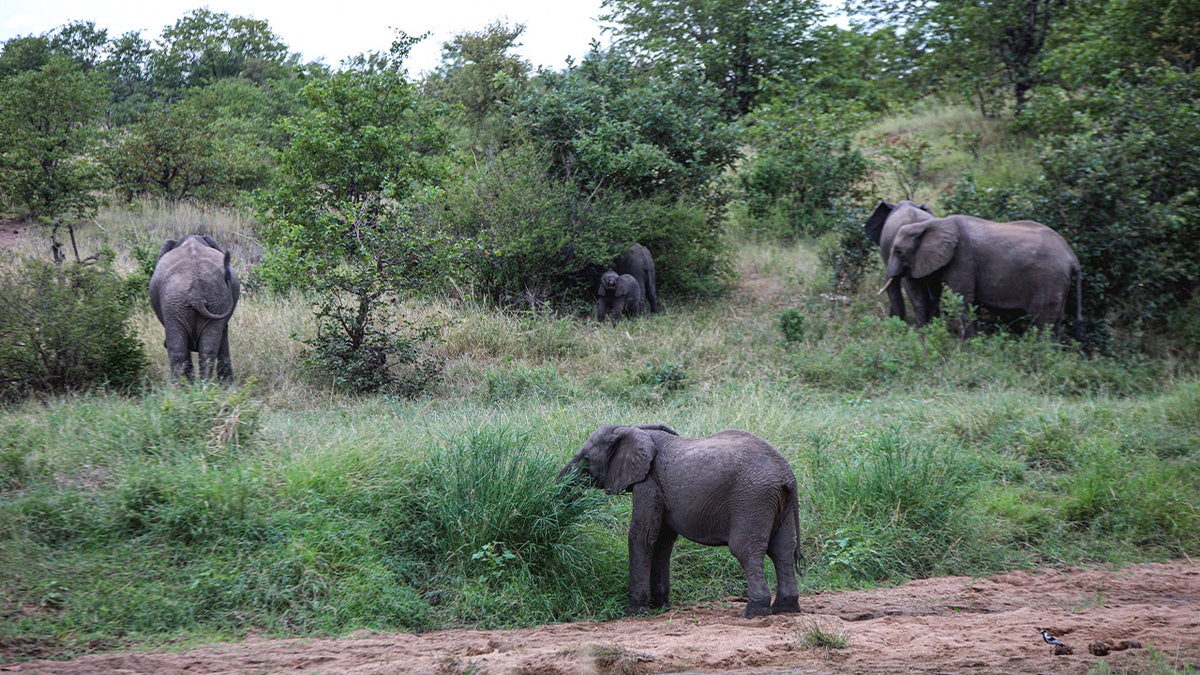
[0,0,612,76]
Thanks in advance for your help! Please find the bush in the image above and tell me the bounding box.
[0,255,146,402]
[739,84,871,239]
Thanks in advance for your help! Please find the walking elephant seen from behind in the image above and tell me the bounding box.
[558,424,804,618]
[148,235,240,383]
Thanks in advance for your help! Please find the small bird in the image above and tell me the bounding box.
[1041,629,1068,648]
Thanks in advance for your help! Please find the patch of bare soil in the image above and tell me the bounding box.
[4,561,1198,674]
[0,219,25,251]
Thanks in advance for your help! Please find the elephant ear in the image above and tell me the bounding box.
[912,219,959,279]
[863,201,895,246]
[636,423,678,436]
[605,427,657,495]
[156,239,178,264]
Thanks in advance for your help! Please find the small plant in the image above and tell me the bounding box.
[642,362,687,394]
[778,307,807,343]
[796,618,850,650]
[589,643,647,675]
[470,542,518,581]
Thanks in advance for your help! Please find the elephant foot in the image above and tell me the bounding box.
[771,595,802,614]
[740,600,773,618]
[624,605,652,618]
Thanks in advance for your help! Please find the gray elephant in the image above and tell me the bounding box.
[884,213,1082,339]
[863,200,936,324]
[559,424,804,618]
[148,235,240,383]
[615,244,659,313]
[596,271,644,321]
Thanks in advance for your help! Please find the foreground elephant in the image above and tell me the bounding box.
[863,200,936,323]
[615,244,659,313]
[596,271,644,321]
[559,424,804,618]
[884,213,1082,339]
[148,235,240,382]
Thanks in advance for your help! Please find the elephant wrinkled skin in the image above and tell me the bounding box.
[885,212,1082,339]
[559,424,804,618]
[148,235,240,383]
[596,270,644,321]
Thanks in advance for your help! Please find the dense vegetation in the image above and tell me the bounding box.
[0,0,1198,663]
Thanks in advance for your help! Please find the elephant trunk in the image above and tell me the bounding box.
[557,454,583,482]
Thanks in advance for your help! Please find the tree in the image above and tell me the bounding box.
[426,21,531,152]
[150,8,290,91]
[107,79,281,203]
[601,0,825,118]
[255,35,451,394]
[845,0,1069,114]
[0,55,107,221]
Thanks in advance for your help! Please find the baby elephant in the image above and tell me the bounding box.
[559,424,804,617]
[596,270,644,321]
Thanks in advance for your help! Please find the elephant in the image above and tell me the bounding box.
[863,200,936,324]
[148,235,240,383]
[883,213,1083,339]
[596,271,644,321]
[615,244,659,314]
[559,424,804,618]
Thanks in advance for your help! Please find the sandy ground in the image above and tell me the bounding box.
[4,560,1198,674]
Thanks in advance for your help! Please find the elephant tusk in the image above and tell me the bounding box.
[878,277,894,295]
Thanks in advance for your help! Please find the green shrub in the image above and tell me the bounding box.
[0,255,146,402]
[778,308,807,343]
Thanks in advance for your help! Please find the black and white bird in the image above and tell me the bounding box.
[1041,629,1068,648]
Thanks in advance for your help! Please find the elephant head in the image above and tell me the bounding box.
[864,201,936,323]
[559,423,678,494]
[885,218,960,282]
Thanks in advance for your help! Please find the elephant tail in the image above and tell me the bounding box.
[192,296,235,321]
[1072,261,1083,339]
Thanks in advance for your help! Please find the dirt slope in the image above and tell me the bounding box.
[4,561,1198,674]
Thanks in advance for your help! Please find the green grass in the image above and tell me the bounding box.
[2,195,1199,660]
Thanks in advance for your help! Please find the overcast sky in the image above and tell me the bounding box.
[0,0,612,76]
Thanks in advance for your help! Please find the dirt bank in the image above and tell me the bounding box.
[4,560,1199,674]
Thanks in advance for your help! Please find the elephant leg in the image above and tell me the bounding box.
[645,274,659,313]
[612,297,626,321]
[649,528,678,609]
[626,496,664,615]
[597,299,607,322]
[767,515,801,614]
[163,324,194,383]
[216,326,234,384]
[729,532,772,617]
[905,278,935,326]
[196,323,224,381]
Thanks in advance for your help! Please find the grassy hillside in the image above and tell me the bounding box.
[1,107,1198,659]
[3,218,1198,657]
